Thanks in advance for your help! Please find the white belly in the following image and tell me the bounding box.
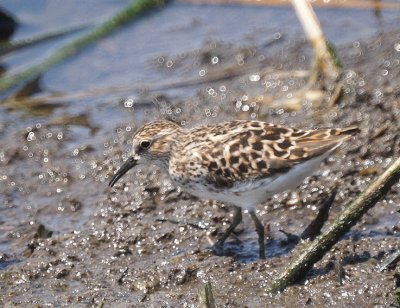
[176,153,329,211]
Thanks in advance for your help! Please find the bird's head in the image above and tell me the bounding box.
[109,120,182,187]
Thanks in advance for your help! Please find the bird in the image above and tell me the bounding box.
[109,120,359,259]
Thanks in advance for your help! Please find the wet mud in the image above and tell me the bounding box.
[1,28,400,307]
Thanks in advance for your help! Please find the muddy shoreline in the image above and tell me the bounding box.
[1,27,400,306]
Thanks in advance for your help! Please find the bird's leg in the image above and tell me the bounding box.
[249,211,266,259]
[213,206,242,253]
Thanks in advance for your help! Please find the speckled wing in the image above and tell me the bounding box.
[196,121,358,187]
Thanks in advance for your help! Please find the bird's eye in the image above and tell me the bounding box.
[140,140,151,149]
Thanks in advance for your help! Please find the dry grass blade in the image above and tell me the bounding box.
[291,0,340,81]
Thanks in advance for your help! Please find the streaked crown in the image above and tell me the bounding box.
[132,121,182,166]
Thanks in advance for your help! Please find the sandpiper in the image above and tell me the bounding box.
[109,120,358,259]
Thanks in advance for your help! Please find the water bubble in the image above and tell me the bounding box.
[211,56,219,64]
[199,69,206,77]
[249,74,260,82]
[374,90,383,98]
[394,43,400,52]
[35,123,42,129]
[219,85,226,92]
[166,60,173,68]
[273,32,281,40]
[57,132,63,140]
[73,149,79,156]
[27,132,35,141]
[124,98,134,108]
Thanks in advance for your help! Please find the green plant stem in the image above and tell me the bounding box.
[0,0,164,93]
[268,156,400,293]
[198,281,216,308]
[0,24,89,57]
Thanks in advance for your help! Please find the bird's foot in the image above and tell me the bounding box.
[211,242,225,256]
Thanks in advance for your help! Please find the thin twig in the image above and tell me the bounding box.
[1,68,309,106]
[0,24,90,57]
[301,186,338,240]
[178,0,400,10]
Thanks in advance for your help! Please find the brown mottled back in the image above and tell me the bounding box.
[170,120,358,187]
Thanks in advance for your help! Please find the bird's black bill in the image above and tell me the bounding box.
[109,157,137,187]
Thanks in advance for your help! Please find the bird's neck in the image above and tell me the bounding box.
[152,132,183,170]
